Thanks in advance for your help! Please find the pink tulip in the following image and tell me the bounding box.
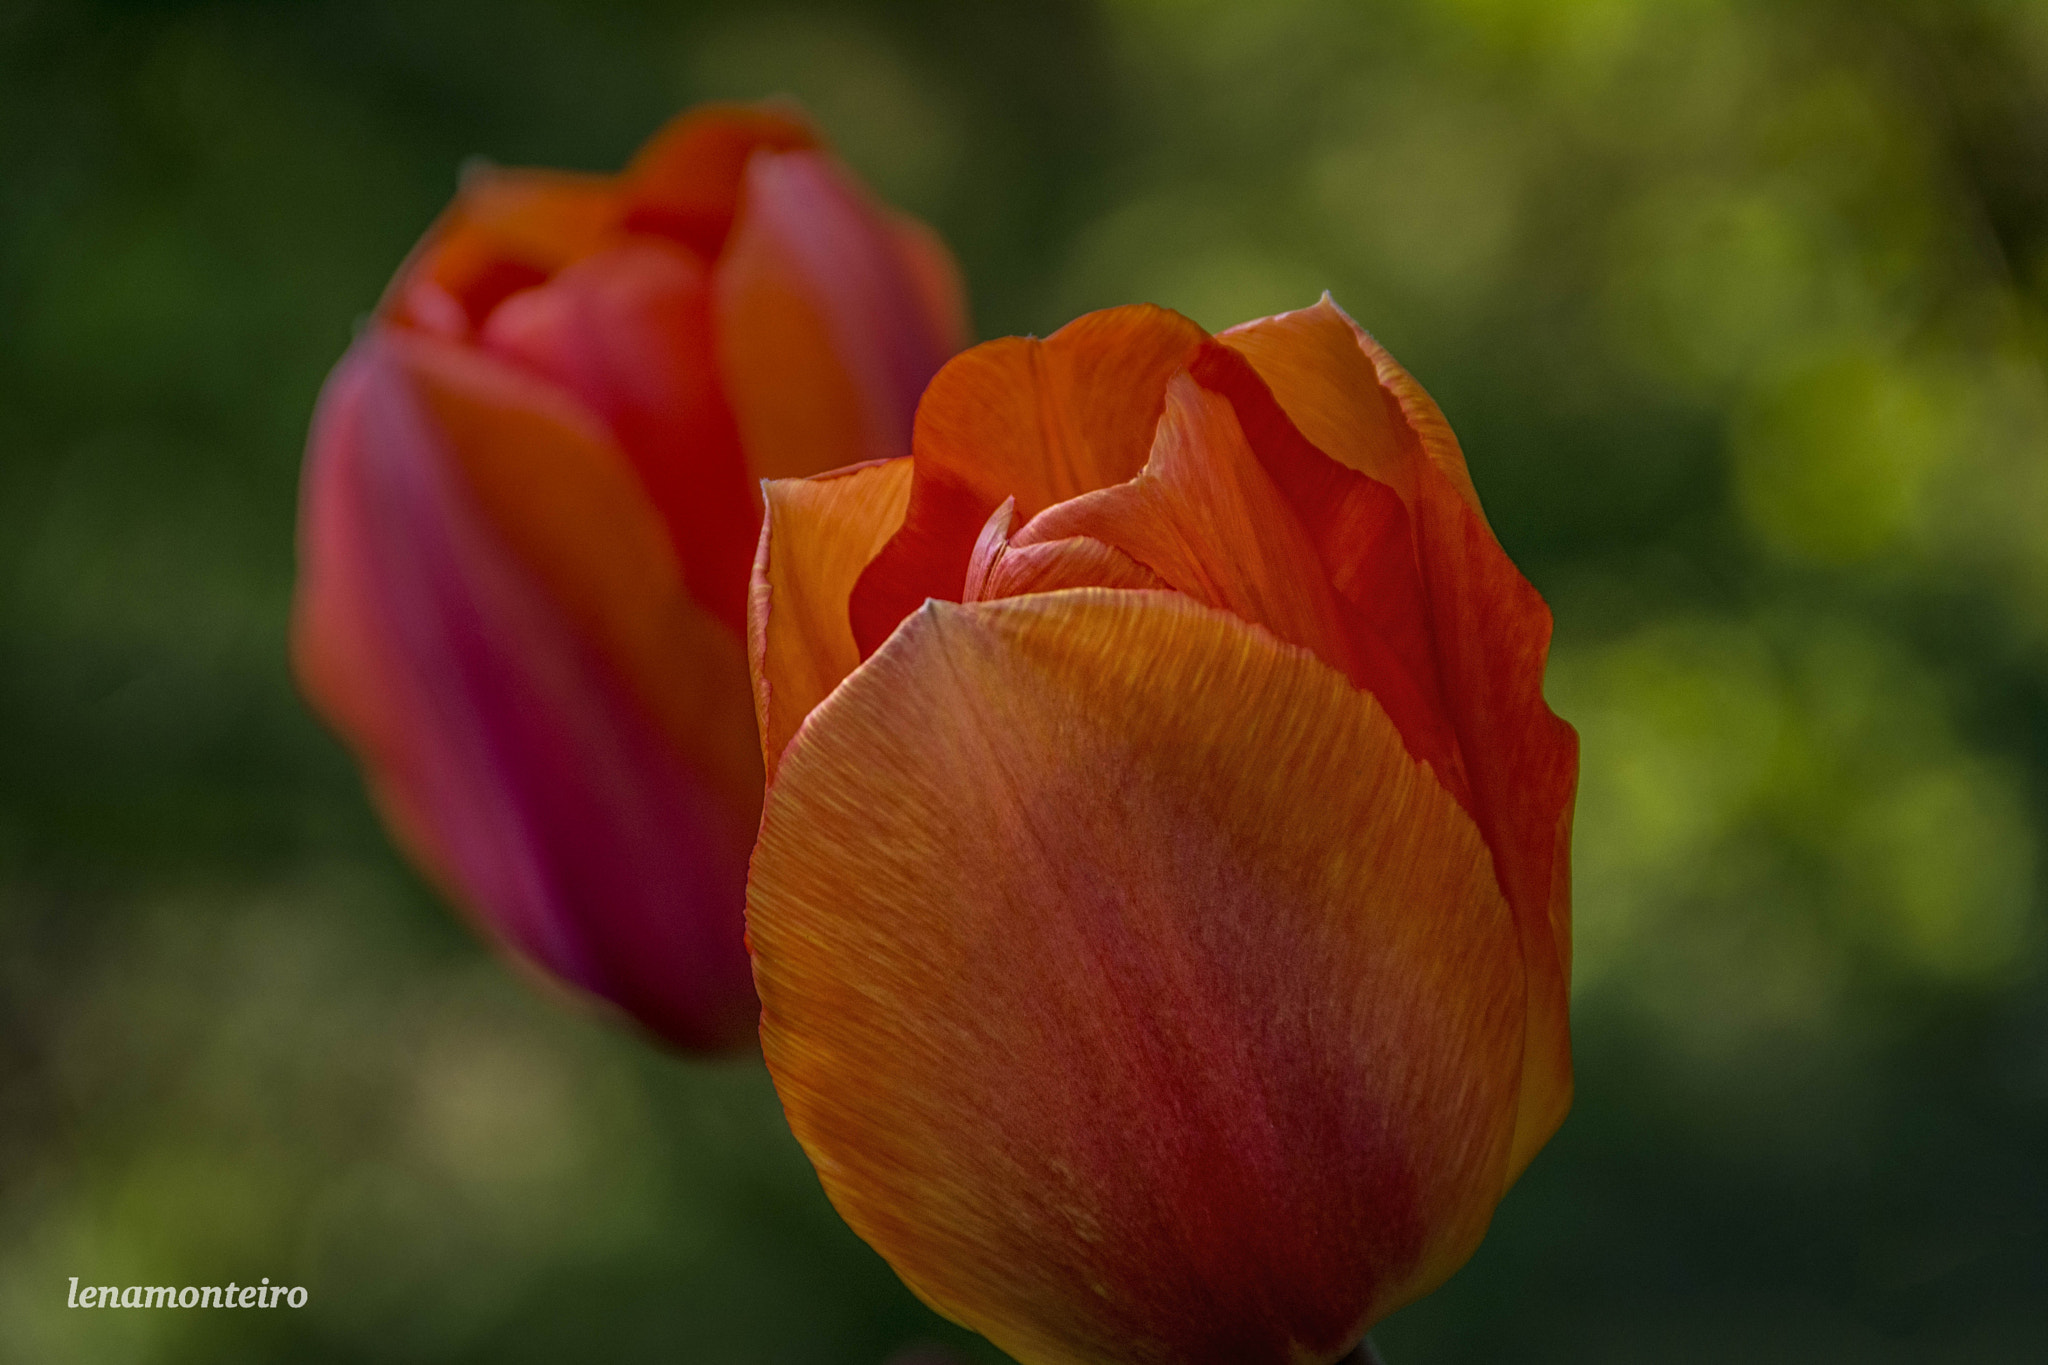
[293,104,967,1050]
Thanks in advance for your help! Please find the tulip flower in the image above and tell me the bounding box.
[746,298,1577,1363]
[293,103,967,1051]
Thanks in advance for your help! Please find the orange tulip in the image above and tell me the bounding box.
[747,298,1577,1363]
[293,104,967,1051]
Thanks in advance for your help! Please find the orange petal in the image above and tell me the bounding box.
[387,168,623,336]
[386,103,823,338]
[1219,295,1482,517]
[394,330,763,823]
[958,496,1020,602]
[848,305,1208,656]
[1182,340,1468,804]
[1222,298,1575,1178]
[918,305,1213,515]
[1010,372,1356,677]
[977,534,1167,598]
[714,150,960,483]
[961,499,1166,602]
[481,238,760,636]
[749,590,1527,1365]
[623,101,819,258]
[750,458,915,782]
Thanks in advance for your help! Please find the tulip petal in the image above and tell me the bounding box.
[749,589,1526,1365]
[750,458,915,780]
[482,238,759,635]
[958,497,1171,601]
[961,345,1468,809]
[848,305,1208,657]
[1408,495,1578,1178]
[962,499,1166,602]
[1183,341,1469,803]
[386,102,824,339]
[1008,372,1357,680]
[294,360,430,852]
[973,537,1167,601]
[388,169,622,336]
[1219,295,1482,516]
[294,331,759,1050]
[916,305,1212,515]
[623,102,819,257]
[1222,299,1577,1179]
[714,150,962,482]
[391,330,763,823]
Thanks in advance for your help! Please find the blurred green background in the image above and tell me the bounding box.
[4,0,2047,1360]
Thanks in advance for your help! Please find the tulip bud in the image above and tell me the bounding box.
[294,104,967,1052]
[747,298,1576,1362]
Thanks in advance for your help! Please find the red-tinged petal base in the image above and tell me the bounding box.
[748,589,1526,1365]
